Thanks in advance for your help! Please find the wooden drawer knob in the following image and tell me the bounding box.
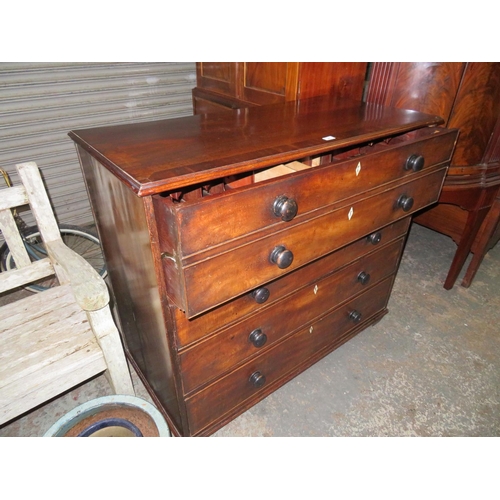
[251,287,270,304]
[249,328,267,348]
[367,231,382,245]
[357,271,371,285]
[396,194,414,212]
[249,371,266,388]
[405,154,425,172]
[273,195,298,222]
[270,245,294,269]
[349,310,362,323]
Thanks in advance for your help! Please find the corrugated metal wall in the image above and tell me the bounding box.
[0,62,196,233]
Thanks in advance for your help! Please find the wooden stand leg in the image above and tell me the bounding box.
[461,196,500,287]
[443,208,489,290]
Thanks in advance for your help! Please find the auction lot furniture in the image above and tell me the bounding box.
[70,96,457,436]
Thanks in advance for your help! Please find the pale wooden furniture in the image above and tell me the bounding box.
[0,162,134,426]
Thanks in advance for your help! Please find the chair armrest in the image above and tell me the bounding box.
[45,239,109,311]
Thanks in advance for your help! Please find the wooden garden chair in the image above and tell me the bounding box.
[0,162,134,426]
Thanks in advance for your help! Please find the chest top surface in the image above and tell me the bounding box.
[68,96,443,196]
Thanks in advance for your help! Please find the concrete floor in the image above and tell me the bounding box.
[1,222,499,437]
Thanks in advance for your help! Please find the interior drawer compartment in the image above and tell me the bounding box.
[162,167,447,318]
[179,237,404,395]
[173,218,410,347]
[185,277,394,435]
[153,127,457,258]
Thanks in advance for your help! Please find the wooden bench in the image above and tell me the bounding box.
[0,162,134,426]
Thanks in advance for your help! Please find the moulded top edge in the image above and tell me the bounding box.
[69,96,444,197]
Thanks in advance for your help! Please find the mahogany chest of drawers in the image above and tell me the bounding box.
[69,96,458,436]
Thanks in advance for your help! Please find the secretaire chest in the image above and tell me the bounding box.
[70,96,458,436]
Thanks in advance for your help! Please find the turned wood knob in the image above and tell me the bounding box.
[249,328,267,348]
[270,245,294,269]
[367,231,382,245]
[249,371,266,388]
[396,194,414,212]
[357,271,371,285]
[251,287,270,304]
[349,310,362,323]
[273,195,298,222]
[405,154,425,172]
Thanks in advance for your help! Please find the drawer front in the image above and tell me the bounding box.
[179,238,404,395]
[175,167,446,317]
[173,218,410,347]
[155,128,456,257]
[185,277,393,435]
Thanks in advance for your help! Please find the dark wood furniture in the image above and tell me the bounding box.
[192,62,368,114]
[366,62,500,289]
[70,96,457,436]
